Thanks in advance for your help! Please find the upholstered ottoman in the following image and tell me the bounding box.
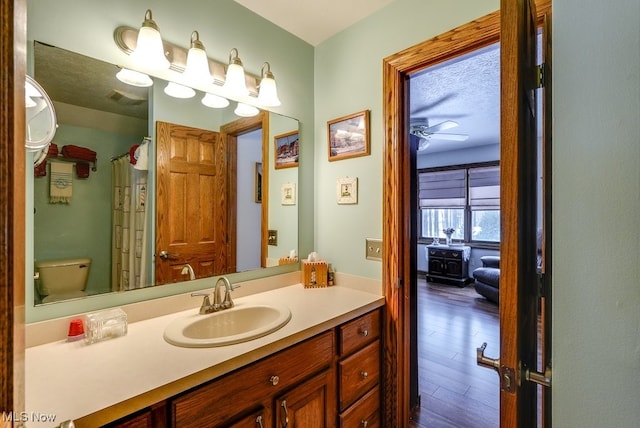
[472,256,500,303]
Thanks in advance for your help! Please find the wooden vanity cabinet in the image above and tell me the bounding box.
[337,310,381,427]
[103,308,382,428]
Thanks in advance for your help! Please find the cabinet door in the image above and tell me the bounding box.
[428,257,444,275]
[445,259,462,277]
[275,369,336,428]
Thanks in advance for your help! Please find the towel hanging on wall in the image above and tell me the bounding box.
[49,161,73,204]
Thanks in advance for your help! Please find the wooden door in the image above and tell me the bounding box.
[155,121,232,284]
[382,1,551,426]
[1,0,26,422]
[499,0,550,425]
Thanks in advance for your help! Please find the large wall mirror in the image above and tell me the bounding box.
[28,41,299,317]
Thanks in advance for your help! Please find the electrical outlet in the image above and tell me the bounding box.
[366,238,383,261]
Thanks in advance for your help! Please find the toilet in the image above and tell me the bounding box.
[35,257,91,303]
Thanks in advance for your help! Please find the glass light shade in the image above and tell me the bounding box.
[257,75,281,107]
[223,63,248,97]
[183,32,212,85]
[130,24,169,70]
[234,102,259,117]
[116,68,153,87]
[164,82,195,99]
[201,93,230,109]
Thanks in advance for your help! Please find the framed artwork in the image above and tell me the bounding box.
[327,110,370,162]
[281,183,296,205]
[337,177,358,204]
[274,130,299,169]
[254,162,262,203]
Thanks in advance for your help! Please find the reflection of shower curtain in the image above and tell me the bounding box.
[111,153,149,291]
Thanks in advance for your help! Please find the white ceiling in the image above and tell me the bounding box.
[233,0,398,46]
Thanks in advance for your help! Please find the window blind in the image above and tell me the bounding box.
[418,169,466,207]
[469,166,500,210]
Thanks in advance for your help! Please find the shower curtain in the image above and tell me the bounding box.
[111,148,149,291]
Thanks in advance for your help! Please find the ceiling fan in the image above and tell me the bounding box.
[409,117,469,151]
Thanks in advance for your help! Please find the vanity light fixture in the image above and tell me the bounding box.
[222,48,248,98]
[234,102,259,117]
[202,93,230,108]
[164,81,196,99]
[183,31,212,85]
[116,68,154,87]
[257,62,281,107]
[129,9,170,70]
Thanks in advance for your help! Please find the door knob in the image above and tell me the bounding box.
[158,250,179,260]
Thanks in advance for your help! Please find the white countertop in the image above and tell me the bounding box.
[25,284,383,427]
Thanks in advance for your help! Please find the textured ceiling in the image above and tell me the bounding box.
[34,42,149,120]
[409,43,500,154]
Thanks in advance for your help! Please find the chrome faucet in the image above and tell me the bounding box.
[191,276,238,314]
[213,276,235,310]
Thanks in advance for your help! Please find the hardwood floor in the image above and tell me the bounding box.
[409,277,500,428]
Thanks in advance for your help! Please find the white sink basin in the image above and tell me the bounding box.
[163,303,292,348]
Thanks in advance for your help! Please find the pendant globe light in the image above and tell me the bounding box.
[130,9,170,70]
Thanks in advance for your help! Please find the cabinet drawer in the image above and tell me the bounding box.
[338,340,380,411]
[339,309,380,356]
[339,385,380,428]
[171,331,334,427]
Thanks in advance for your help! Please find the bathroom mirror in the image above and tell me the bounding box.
[31,42,299,306]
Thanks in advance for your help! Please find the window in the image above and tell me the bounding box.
[418,164,500,244]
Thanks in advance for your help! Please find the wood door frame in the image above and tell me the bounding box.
[219,111,270,269]
[1,0,26,418]
[381,1,551,425]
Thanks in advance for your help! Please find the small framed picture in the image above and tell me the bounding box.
[328,110,370,162]
[281,183,296,205]
[337,177,358,204]
[274,131,299,169]
[254,162,262,203]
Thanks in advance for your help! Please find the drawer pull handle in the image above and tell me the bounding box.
[256,415,264,428]
[361,420,369,428]
[360,329,369,337]
[270,375,280,386]
[360,371,369,379]
[280,399,289,427]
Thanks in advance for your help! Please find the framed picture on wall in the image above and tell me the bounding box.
[337,177,358,204]
[327,110,370,162]
[274,131,299,169]
[281,183,296,205]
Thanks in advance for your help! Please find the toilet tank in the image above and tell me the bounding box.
[35,257,91,296]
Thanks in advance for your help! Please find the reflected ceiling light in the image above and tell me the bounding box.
[164,81,195,99]
[25,79,41,108]
[234,102,259,117]
[130,9,170,70]
[201,93,230,109]
[223,48,248,97]
[183,31,212,85]
[116,68,154,87]
[257,62,281,107]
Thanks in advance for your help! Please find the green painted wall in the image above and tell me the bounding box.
[313,0,499,281]
[33,124,137,298]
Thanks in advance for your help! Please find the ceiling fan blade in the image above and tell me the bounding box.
[424,120,458,133]
[429,133,469,141]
